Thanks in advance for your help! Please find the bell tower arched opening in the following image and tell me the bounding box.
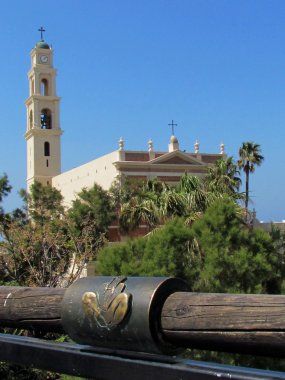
[41,108,52,129]
[41,79,49,96]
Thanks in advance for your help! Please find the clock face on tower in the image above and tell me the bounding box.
[40,55,48,63]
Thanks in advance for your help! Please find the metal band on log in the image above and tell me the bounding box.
[61,276,189,354]
[1,277,285,356]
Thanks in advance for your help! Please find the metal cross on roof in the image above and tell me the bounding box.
[168,120,178,135]
[38,27,45,41]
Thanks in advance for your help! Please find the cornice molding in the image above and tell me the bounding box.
[24,128,63,140]
[25,95,61,106]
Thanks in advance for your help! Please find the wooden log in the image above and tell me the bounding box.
[0,286,65,332]
[161,292,285,356]
[1,285,285,356]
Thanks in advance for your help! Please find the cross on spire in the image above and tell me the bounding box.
[38,27,45,41]
[168,120,177,135]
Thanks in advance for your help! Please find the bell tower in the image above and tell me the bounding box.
[25,28,62,190]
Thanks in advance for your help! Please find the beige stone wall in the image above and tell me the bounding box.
[27,132,61,184]
[52,151,119,207]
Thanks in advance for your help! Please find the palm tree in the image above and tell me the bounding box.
[237,142,264,212]
[118,179,162,234]
[119,197,160,233]
[118,168,245,234]
[179,174,209,214]
[205,157,242,197]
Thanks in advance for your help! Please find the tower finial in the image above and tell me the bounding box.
[119,137,124,151]
[168,120,177,136]
[195,140,200,154]
[38,26,46,41]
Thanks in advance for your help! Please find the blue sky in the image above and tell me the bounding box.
[0,0,285,221]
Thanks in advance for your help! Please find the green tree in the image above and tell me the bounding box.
[97,217,201,287]
[24,181,64,225]
[0,174,12,204]
[0,174,12,217]
[268,224,285,294]
[98,198,280,294]
[68,184,115,261]
[141,217,201,283]
[0,181,94,287]
[191,198,276,293]
[97,237,146,276]
[237,142,264,212]
[109,176,147,206]
[69,183,115,235]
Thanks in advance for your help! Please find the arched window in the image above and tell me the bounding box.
[44,142,50,156]
[29,110,33,130]
[41,79,49,96]
[41,109,52,129]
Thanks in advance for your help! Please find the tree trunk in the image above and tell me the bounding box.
[245,162,249,211]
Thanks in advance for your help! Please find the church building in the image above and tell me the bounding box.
[25,35,225,209]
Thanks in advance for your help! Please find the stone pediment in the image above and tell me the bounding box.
[150,151,203,166]
[157,156,196,165]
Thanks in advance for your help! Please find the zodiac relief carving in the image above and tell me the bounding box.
[82,276,132,329]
